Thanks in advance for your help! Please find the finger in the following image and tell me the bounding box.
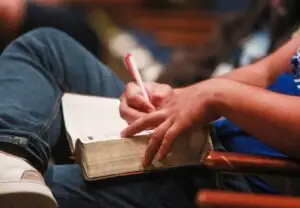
[126,83,155,113]
[119,97,146,123]
[143,119,173,167]
[121,106,147,124]
[145,83,173,108]
[157,122,182,161]
[151,85,173,107]
[121,110,167,137]
[128,94,155,113]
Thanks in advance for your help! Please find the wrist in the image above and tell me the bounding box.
[195,78,232,116]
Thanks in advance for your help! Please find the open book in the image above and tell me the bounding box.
[62,93,212,181]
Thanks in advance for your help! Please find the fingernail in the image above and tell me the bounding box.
[157,154,162,161]
[120,130,126,137]
[142,158,148,168]
[157,152,164,161]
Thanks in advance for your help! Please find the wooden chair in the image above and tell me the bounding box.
[108,7,220,49]
[197,151,300,208]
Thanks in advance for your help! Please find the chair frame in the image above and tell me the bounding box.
[197,151,300,208]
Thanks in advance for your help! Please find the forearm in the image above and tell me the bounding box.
[210,79,300,159]
[218,62,273,88]
[219,35,300,88]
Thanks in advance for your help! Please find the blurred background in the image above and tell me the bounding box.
[0,0,299,87]
[1,0,300,196]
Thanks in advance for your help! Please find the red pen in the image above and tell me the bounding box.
[124,53,150,102]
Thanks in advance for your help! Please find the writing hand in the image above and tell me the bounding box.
[121,80,221,167]
[119,82,174,124]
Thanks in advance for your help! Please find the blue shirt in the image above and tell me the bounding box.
[213,73,300,193]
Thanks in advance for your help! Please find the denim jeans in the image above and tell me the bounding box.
[0,28,252,208]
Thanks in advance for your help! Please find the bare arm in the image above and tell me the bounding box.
[122,31,300,163]
[207,36,300,158]
[219,35,300,88]
[122,77,300,163]
[209,78,300,159]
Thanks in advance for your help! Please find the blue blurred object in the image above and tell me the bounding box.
[291,49,300,79]
[239,30,271,66]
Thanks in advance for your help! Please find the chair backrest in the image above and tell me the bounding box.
[204,151,300,195]
[204,151,300,176]
[196,151,300,208]
[197,190,300,208]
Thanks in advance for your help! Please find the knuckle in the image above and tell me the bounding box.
[178,113,192,125]
[159,84,172,94]
[161,84,173,94]
[160,109,170,118]
[126,82,136,89]
[153,94,164,103]
[164,131,176,143]
[119,98,125,108]
[127,94,135,103]
[151,132,163,141]
[120,113,126,120]
[124,84,130,92]
[125,83,136,94]
[162,84,172,90]
[166,127,177,137]
[128,94,141,105]
[119,104,126,114]
[119,112,128,121]
[119,93,125,100]
[140,116,148,124]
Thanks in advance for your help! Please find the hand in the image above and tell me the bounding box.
[119,82,174,124]
[121,79,222,167]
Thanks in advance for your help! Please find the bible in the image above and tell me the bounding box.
[62,93,212,181]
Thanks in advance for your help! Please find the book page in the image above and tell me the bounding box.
[62,93,130,149]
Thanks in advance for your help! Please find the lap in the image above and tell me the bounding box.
[46,127,254,208]
[44,164,217,208]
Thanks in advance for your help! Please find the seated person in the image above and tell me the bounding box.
[0,0,99,55]
[0,0,143,56]
[0,27,300,208]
